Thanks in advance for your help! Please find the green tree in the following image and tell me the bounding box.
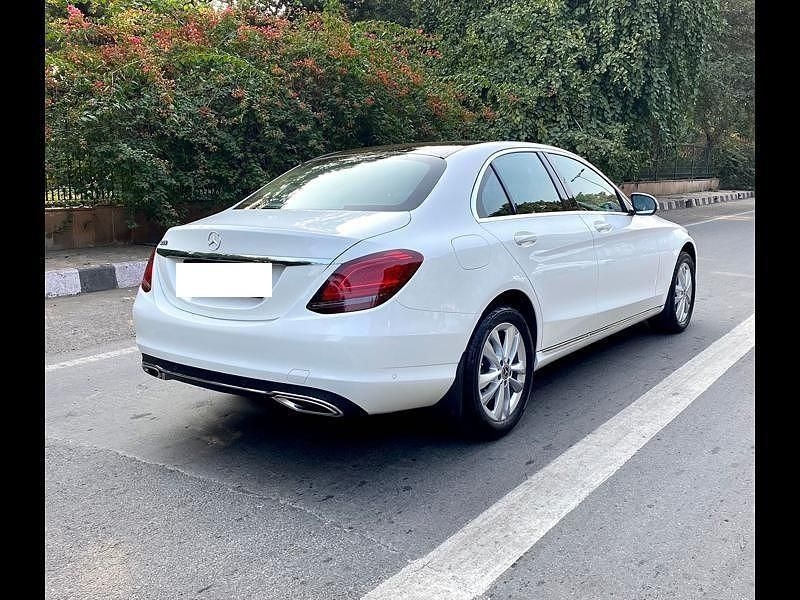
[569,0,719,147]
[694,0,754,148]
[693,0,754,188]
[407,1,719,182]
[209,0,416,23]
[46,0,750,225]
[45,1,467,223]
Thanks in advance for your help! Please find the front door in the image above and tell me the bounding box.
[544,151,662,328]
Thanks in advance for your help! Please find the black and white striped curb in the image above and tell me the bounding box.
[45,260,146,298]
[657,190,754,211]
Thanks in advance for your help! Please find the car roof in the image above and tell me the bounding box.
[316,141,567,161]
[316,142,479,160]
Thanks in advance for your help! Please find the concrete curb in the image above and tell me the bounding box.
[656,190,754,212]
[45,260,147,298]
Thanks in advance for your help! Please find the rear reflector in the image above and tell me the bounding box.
[307,249,423,314]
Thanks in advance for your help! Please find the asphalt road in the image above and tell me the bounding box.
[45,199,755,600]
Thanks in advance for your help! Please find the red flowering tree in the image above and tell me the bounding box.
[45,1,471,225]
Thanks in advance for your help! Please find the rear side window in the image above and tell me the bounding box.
[236,152,446,211]
[476,168,514,218]
[491,153,564,214]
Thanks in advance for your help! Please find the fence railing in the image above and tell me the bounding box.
[46,186,116,206]
[635,144,714,182]
[45,181,225,208]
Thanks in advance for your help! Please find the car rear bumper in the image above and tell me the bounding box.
[133,287,475,415]
[140,353,366,417]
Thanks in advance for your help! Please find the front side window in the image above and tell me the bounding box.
[491,153,564,214]
[545,153,624,212]
[236,152,446,211]
[476,168,514,218]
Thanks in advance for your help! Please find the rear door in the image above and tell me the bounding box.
[474,150,598,351]
[544,151,662,328]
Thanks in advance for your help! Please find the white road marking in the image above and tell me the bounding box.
[45,346,138,372]
[362,314,755,600]
[710,270,756,279]
[683,209,754,227]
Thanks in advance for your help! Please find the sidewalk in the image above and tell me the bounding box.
[44,189,754,298]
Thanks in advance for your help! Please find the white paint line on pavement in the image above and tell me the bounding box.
[683,209,754,227]
[362,314,755,600]
[710,270,755,279]
[45,346,138,372]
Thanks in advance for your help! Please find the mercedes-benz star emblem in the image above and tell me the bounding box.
[207,231,222,251]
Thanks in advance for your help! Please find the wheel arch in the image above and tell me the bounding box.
[681,241,697,263]
[435,287,541,421]
[477,288,540,354]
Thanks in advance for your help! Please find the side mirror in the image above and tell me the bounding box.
[631,192,658,216]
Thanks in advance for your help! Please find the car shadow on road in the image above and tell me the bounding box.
[166,321,667,470]
[137,319,710,540]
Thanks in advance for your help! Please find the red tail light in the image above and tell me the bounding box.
[307,249,423,314]
[141,248,156,292]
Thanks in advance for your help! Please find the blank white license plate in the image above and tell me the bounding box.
[176,263,272,298]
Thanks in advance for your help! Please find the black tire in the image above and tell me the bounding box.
[460,306,535,439]
[649,250,696,333]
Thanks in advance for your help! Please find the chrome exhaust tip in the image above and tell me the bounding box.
[141,358,345,416]
[270,392,344,417]
[142,363,167,380]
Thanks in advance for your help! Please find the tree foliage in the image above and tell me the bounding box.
[407,0,721,182]
[693,0,754,187]
[695,0,754,146]
[45,1,470,223]
[45,0,754,224]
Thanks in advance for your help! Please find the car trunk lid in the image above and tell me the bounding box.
[155,209,410,321]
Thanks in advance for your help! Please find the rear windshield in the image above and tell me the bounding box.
[235,152,446,211]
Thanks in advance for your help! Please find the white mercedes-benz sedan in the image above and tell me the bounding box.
[134,141,696,438]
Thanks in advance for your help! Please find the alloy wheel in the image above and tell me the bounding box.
[674,262,693,325]
[478,323,527,422]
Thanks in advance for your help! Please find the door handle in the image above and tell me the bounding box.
[593,221,612,233]
[514,231,538,247]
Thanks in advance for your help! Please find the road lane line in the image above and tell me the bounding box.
[362,314,755,600]
[710,270,756,279]
[683,209,754,227]
[45,346,138,372]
